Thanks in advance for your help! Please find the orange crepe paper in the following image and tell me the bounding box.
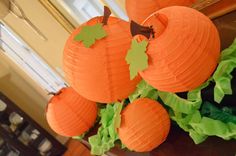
[63,16,141,103]
[118,98,170,152]
[139,6,220,92]
[126,0,196,23]
[46,87,97,137]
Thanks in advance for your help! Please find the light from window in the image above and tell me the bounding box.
[0,22,66,93]
[57,0,128,24]
[104,0,128,21]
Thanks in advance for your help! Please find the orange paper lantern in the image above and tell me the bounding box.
[137,6,220,92]
[63,16,141,103]
[46,87,97,137]
[126,0,196,23]
[118,98,170,152]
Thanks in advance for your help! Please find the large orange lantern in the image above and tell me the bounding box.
[46,87,97,137]
[135,6,220,92]
[118,98,170,152]
[63,8,141,103]
[126,0,196,23]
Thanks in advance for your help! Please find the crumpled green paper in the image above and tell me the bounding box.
[159,39,236,144]
[167,101,236,144]
[158,80,210,114]
[159,92,201,114]
[158,80,209,144]
[190,116,236,141]
[159,86,236,144]
[73,133,86,141]
[128,80,158,102]
[213,38,236,103]
[88,102,123,155]
[87,39,236,152]
[201,102,236,124]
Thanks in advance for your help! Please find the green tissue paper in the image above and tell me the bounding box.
[88,102,123,155]
[213,38,236,103]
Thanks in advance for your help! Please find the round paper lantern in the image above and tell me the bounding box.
[137,6,220,92]
[46,87,97,137]
[126,0,196,23]
[118,98,170,152]
[63,16,141,103]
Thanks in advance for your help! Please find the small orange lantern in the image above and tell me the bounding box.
[126,0,196,23]
[63,9,141,103]
[134,6,220,92]
[118,98,170,152]
[46,87,97,137]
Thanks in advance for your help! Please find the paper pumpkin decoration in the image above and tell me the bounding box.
[131,6,220,92]
[125,0,196,23]
[63,8,141,103]
[118,98,170,152]
[46,87,97,137]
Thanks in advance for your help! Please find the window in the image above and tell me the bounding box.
[54,0,128,24]
[0,22,66,93]
[103,0,128,21]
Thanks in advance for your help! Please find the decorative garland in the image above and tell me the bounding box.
[74,38,236,155]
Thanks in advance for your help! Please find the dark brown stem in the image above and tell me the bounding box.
[48,90,62,96]
[102,6,111,25]
[46,90,63,112]
[130,20,155,39]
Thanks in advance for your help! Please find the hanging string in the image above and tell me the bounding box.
[9,0,47,41]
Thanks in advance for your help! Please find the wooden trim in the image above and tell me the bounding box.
[38,0,75,34]
[192,0,221,11]
[200,0,236,19]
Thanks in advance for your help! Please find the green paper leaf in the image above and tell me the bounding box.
[213,38,236,103]
[126,39,149,79]
[89,102,123,155]
[74,23,107,48]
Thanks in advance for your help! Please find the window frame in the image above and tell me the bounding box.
[0,22,66,94]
